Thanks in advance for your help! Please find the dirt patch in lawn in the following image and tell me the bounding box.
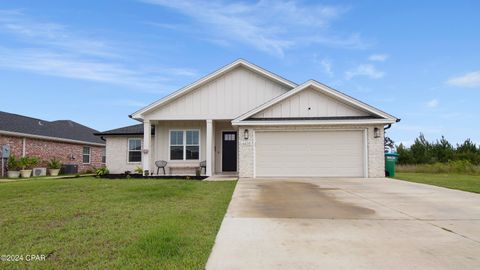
[243,181,375,219]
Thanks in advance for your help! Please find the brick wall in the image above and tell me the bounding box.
[0,134,105,173]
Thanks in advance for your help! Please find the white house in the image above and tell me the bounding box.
[96,59,399,178]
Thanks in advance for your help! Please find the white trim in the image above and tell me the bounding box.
[168,129,201,161]
[130,59,297,119]
[232,80,398,123]
[363,128,369,178]
[252,129,256,178]
[0,130,105,146]
[82,146,91,164]
[233,119,396,126]
[22,137,26,157]
[127,138,142,164]
[206,120,213,176]
[253,128,366,178]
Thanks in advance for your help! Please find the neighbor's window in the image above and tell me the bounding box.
[128,138,142,163]
[82,147,91,164]
[170,130,199,160]
[102,148,106,163]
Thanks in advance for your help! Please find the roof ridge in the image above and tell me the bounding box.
[0,111,50,123]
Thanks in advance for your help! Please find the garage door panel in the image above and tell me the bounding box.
[255,130,365,177]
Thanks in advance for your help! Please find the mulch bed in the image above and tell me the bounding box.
[100,174,207,180]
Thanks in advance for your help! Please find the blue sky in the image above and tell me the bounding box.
[0,0,479,146]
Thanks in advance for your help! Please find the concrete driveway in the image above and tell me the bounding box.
[206,178,480,270]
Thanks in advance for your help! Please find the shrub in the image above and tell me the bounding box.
[19,156,40,170]
[95,167,109,177]
[47,158,62,169]
[6,155,20,171]
[134,166,143,174]
[397,160,480,175]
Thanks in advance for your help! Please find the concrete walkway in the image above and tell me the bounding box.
[206,178,480,270]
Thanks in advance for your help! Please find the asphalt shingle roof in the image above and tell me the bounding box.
[95,124,154,136]
[0,111,105,145]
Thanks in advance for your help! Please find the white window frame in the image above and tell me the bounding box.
[169,129,200,161]
[101,148,106,164]
[127,138,142,164]
[82,146,91,164]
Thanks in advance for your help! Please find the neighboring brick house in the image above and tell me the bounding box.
[0,111,105,173]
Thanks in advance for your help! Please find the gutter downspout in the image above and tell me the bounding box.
[22,137,26,157]
[384,118,401,131]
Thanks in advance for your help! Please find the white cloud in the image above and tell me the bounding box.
[0,47,169,90]
[426,99,439,108]
[313,55,333,77]
[320,59,333,77]
[0,10,117,58]
[447,71,480,88]
[345,64,385,80]
[368,54,389,62]
[0,10,195,90]
[141,0,368,57]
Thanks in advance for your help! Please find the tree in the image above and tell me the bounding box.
[431,136,454,163]
[384,136,395,153]
[410,133,432,163]
[456,139,480,164]
[396,143,413,165]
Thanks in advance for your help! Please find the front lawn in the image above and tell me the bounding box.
[395,172,480,193]
[0,178,236,269]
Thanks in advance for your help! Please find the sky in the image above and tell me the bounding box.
[0,0,479,147]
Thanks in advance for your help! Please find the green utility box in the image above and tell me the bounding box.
[385,153,399,177]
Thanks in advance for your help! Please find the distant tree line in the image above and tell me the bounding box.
[395,134,480,165]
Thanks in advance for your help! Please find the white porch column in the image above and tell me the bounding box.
[206,119,214,176]
[142,120,151,176]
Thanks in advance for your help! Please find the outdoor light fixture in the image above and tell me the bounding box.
[374,127,380,138]
[244,129,249,140]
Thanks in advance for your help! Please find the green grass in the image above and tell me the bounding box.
[395,172,480,193]
[0,178,236,269]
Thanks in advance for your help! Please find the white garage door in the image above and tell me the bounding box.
[255,130,365,177]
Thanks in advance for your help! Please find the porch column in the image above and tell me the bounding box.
[206,119,214,176]
[142,120,151,176]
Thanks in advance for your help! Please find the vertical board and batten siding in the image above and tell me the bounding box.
[252,87,369,118]
[143,67,291,120]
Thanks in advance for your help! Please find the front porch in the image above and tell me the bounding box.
[141,120,239,177]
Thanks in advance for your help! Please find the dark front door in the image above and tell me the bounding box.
[222,131,237,171]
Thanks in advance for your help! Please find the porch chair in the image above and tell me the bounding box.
[155,160,168,175]
[200,160,206,174]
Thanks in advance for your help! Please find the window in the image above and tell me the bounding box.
[224,133,236,141]
[186,130,199,160]
[102,148,106,163]
[128,138,142,163]
[170,130,199,160]
[82,147,91,164]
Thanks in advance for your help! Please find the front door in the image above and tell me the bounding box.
[222,131,237,171]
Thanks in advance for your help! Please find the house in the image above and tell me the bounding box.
[96,59,399,178]
[0,111,105,173]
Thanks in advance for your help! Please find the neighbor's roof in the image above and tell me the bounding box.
[0,111,105,145]
[94,124,155,136]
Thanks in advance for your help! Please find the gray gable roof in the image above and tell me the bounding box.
[0,111,105,145]
[95,124,154,136]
